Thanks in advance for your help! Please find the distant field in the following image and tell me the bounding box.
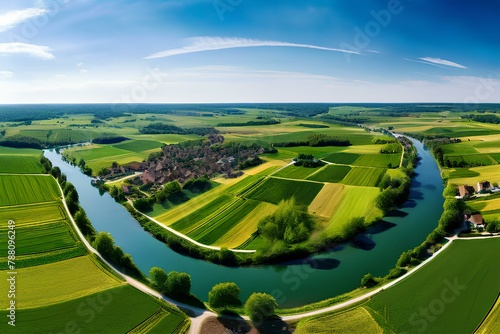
[309,183,345,218]
[215,201,277,248]
[327,186,381,234]
[445,154,497,166]
[341,167,386,187]
[247,177,324,206]
[366,238,500,334]
[445,165,500,185]
[9,128,96,143]
[308,165,351,183]
[112,139,163,152]
[0,155,44,174]
[323,152,360,164]
[0,221,77,256]
[0,202,65,227]
[0,256,122,309]
[353,154,401,168]
[0,175,60,206]
[273,165,321,180]
[295,307,382,334]
[0,146,41,156]
[0,285,186,334]
[422,126,500,138]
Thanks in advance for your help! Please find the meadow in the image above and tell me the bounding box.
[0,175,60,206]
[0,155,45,174]
[0,285,186,334]
[0,202,65,227]
[273,165,322,180]
[323,152,361,164]
[476,295,500,334]
[307,165,351,183]
[366,238,500,333]
[246,177,324,206]
[341,167,386,187]
[466,193,500,222]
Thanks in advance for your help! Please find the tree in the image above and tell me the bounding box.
[245,292,278,322]
[165,271,191,297]
[50,166,61,179]
[486,219,500,233]
[361,273,377,287]
[208,282,241,309]
[149,267,168,292]
[396,251,412,267]
[74,210,95,238]
[94,232,115,259]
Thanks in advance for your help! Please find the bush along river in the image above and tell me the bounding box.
[44,138,443,308]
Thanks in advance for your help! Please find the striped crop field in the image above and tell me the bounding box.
[307,165,351,183]
[189,199,261,245]
[0,256,122,309]
[247,177,324,206]
[0,221,77,257]
[0,155,45,174]
[0,202,66,227]
[0,175,61,206]
[273,165,322,180]
[213,201,277,249]
[341,167,386,187]
[308,183,345,218]
[327,186,381,235]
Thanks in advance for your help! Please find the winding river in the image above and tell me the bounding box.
[44,138,443,308]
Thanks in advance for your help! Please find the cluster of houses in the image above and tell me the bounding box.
[457,181,500,199]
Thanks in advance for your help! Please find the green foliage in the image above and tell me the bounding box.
[133,197,152,211]
[155,181,181,203]
[208,282,241,309]
[74,209,96,238]
[247,177,323,206]
[360,273,378,287]
[380,143,402,154]
[149,267,168,291]
[396,251,412,267]
[164,271,191,297]
[486,219,500,233]
[244,292,278,322]
[375,174,411,214]
[258,198,315,244]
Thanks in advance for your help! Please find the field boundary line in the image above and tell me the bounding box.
[474,292,500,333]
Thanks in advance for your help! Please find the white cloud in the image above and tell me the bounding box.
[145,36,360,59]
[419,57,467,69]
[0,71,14,79]
[0,7,48,32]
[76,62,88,73]
[0,42,55,59]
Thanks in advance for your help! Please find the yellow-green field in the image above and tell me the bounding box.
[0,202,66,227]
[444,165,500,185]
[0,256,122,309]
[295,307,383,334]
[308,183,345,218]
[476,295,500,334]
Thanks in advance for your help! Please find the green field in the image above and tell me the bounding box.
[0,221,77,256]
[273,165,322,180]
[307,165,351,183]
[353,154,401,168]
[323,152,361,164]
[0,256,122,309]
[0,175,60,206]
[476,295,500,334]
[445,154,497,166]
[0,146,41,156]
[0,202,66,227]
[295,307,383,334]
[0,155,44,174]
[247,177,324,206]
[341,167,386,187]
[366,238,500,333]
[0,285,186,333]
[328,186,381,234]
[112,139,163,152]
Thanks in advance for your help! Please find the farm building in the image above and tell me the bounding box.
[458,185,475,198]
[467,213,484,230]
[476,181,491,193]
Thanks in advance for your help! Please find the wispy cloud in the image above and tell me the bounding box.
[419,57,467,69]
[0,43,55,59]
[0,7,48,32]
[145,36,360,59]
[0,71,14,79]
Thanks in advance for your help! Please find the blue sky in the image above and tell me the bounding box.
[0,0,499,103]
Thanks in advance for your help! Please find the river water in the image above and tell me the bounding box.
[44,138,443,308]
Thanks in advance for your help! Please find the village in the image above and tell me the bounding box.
[457,181,500,232]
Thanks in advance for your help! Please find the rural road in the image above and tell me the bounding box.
[56,175,500,333]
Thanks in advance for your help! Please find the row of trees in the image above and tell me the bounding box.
[273,134,351,148]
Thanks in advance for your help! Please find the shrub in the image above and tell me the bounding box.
[208,282,241,309]
[245,293,278,322]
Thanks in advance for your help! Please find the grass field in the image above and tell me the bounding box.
[466,194,500,221]
[445,165,500,185]
[247,177,324,206]
[308,183,345,218]
[341,167,386,187]
[307,165,351,183]
[323,152,361,164]
[0,146,41,156]
[366,238,500,333]
[0,221,77,256]
[327,186,381,234]
[445,154,497,166]
[0,175,60,206]
[0,256,122,309]
[0,285,187,334]
[353,154,401,168]
[0,202,65,227]
[214,201,277,248]
[295,307,383,334]
[0,155,44,174]
[273,165,322,180]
